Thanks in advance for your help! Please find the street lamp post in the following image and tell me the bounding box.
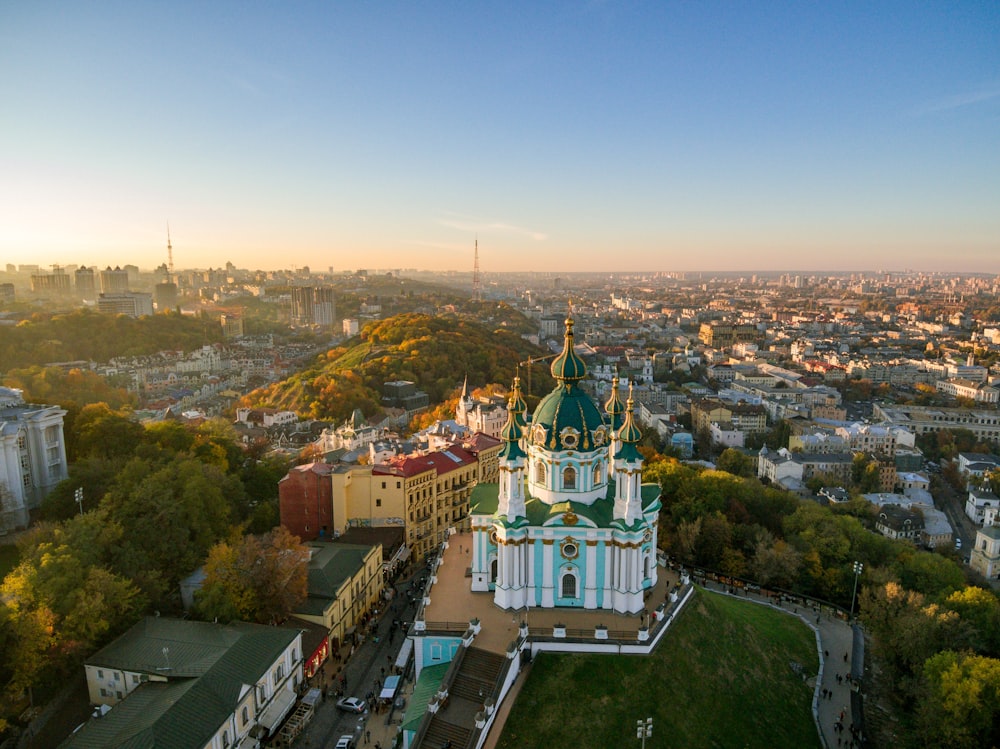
[850,561,864,620]
[74,487,84,516]
[636,717,653,749]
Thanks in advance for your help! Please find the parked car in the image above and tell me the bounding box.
[336,696,367,714]
[334,736,355,749]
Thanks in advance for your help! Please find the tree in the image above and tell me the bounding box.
[750,539,801,589]
[918,651,1000,749]
[860,581,960,688]
[942,586,1000,656]
[716,448,755,478]
[102,456,241,604]
[196,528,309,624]
[72,403,144,462]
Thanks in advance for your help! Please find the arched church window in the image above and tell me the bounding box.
[561,572,577,599]
[563,466,576,489]
[593,463,602,485]
[643,554,651,580]
[535,461,546,484]
[490,558,498,584]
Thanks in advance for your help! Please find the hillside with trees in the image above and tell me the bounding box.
[645,457,1000,748]
[0,406,292,740]
[239,312,554,422]
[0,309,225,369]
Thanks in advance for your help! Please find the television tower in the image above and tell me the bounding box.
[472,238,482,302]
[166,224,175,278]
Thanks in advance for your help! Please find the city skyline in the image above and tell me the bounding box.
[2,2,998,273]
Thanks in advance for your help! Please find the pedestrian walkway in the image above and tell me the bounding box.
[699,581,861,748]
[293,568,425,749]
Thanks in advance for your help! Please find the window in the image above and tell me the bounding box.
[223,729,231,748]
[376,499,382,507]
[593,464,601,485]
[561,572,577,598]
[242,706,249,724]
[563,467,576,490]
[381,482,386,489]
[97,670,104,680]
[535,462,546,483]
[274,664,284,682]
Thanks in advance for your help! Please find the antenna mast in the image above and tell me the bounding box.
[166,224,174,278]
[472,238,482,302]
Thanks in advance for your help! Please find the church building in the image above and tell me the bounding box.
[469,317,661,614]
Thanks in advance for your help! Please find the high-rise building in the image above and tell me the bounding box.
[100,266,130,294]
[154,281,178,311]
[30,268,71,294]
[75,265,96,299]
[291,286,336,327]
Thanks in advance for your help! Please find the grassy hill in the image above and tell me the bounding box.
[497,589,820,749]
[241,312,553,422]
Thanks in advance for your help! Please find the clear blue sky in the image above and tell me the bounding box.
[2,1,998,273]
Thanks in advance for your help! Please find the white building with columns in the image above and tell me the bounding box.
[469,318,661,614]
[0,387,68,530]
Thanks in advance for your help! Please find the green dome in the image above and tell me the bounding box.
[549,317,587,382]
[531,381,606,452]
[615,386,643,461]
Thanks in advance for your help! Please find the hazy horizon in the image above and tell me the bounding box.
[2,3,998,274]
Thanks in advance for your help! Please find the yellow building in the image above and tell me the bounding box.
[292,542,384,652]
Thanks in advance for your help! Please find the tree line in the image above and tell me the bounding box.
[0,406,294,739]
[645,457,1000,748]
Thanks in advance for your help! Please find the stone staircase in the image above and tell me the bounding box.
[419,647,507,748]
[449,648,505,702]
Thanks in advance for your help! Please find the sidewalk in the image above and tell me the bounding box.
[294,569,425,749]
[699,582,861,749]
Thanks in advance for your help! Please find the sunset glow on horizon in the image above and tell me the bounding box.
[1,2,998,273]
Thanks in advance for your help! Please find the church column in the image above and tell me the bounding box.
[541,537,555,607]
[584,539,598,609]
[527,536,537,606]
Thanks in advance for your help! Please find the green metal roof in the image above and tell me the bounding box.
[298,542,376,615]
[401,662,451,732]
[64,618,301,749]
[471,481,662,529]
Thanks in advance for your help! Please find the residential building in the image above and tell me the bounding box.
[874,504,924,543]
[0,387,68,531]
[65,617,303,749]
[455,379,508,439]
[279,462,336,541]
[835,423,897,457]
[292,541,383,653]
[99,265,130,294]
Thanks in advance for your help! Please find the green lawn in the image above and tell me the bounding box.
[0,543,19,580]
[497,589,820,749]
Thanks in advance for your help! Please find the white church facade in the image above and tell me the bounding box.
[469,317,661,614]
